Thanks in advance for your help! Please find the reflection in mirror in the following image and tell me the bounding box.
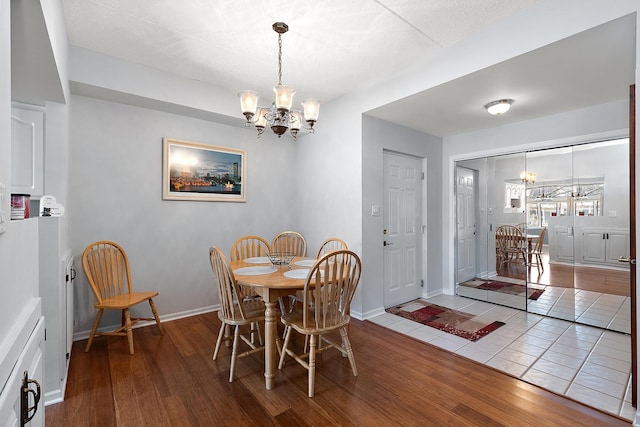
[455,138,630,333]
[456,152,528,310]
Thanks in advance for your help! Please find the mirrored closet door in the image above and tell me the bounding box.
[455,139,630,333]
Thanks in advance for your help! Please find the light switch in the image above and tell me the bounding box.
[371,205,381,216]
[609,211,617,217]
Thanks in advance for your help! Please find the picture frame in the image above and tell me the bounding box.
[162,138,246,202]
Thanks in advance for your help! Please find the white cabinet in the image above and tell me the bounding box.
[11,105,44,197]
[0,303,44,427]
[582,228,629,266]
[39,217,74,405]
[553,226,575,263]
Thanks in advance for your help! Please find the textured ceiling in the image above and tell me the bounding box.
[60,0,635,137]
[61,1,540,104]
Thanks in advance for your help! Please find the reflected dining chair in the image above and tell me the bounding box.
[230,235,270,261]
[278,249,362,397]
[82,240,164,355]
[495,225,527,269]
[210,246,265,382]
[528,227,547,274]
[271,231,307,257]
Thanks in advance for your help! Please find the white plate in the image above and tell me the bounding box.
[284,269,310,279]
[233,266,277,276]
[244,256,270,264]
[294,259,315,267]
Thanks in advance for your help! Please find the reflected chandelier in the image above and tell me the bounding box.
[238,22,321,140]
[520,170,537,184]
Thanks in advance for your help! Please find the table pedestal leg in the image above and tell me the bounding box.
[264,300,278,390]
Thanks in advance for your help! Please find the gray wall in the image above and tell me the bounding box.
[68,95,300,332]
[361,115,443,315]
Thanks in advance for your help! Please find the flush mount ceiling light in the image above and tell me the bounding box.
[238,22,321,140]
[484,99,514,115]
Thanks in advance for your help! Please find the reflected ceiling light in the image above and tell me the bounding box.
[484,99,514,115]
[238,22,321,140]
[520,170,537,184]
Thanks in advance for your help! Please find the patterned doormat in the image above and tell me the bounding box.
[460,279,545,300]
[386,299,505,341]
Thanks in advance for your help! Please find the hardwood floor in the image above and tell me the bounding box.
[499,251,630,297]
[45,312,630,426]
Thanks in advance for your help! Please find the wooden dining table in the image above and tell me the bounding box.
[230,256,312,390]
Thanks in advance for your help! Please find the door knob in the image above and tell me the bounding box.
[383,241,394,246]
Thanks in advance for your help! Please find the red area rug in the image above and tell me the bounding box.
[386,299,505,341]
[460,279,545,300]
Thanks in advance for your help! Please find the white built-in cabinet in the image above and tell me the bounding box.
[581,228,629,265]
[38,217,74,405]
[550,225,630,267]
[11,104,44,198]
[554,226,575,263]
[0,311,44,427]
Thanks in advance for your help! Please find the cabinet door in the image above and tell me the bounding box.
[606,231,629,264]
[0,318,44,427]
[11,106,44,196]
[582,230,606,263]
[555,227,575,262]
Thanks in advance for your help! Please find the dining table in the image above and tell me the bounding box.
[230,256,315,390]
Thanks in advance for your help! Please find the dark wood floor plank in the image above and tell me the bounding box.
[45,313,630,426]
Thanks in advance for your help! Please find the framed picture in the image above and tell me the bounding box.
[162,138,246,202]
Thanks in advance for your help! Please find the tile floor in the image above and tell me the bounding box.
[457,277,631,334]
[369,294,635,421]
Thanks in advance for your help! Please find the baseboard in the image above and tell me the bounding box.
[423,289,443,299]
[73,304,220,342]
[352,306,386,321]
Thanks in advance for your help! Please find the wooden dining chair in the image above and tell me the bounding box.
[271,231,307,257]
[210,246,265,382]
[316,237,348,258]
[527,227,547,274]
[272,231,308,315]
[288,237,349,313]
[230,235,270,261]
[82,240,164,355]
[278,249,362,397]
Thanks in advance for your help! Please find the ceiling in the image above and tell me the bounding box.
[60,0,636,137]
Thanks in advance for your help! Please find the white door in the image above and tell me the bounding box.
[456,167,477,283]
[383,152,423,307]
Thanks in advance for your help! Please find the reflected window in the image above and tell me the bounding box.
[507,179,604,227]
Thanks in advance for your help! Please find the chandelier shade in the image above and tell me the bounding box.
[238,22,321,140]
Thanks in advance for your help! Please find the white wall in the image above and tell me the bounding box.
[67,95,301,333]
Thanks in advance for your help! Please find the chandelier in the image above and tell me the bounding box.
[238,22,321,140]
[520,170,537,184]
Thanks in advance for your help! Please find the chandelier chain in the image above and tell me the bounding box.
[277,33,283,86]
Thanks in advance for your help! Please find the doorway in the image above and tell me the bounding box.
[383,151,424,307]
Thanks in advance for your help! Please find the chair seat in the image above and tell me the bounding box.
[94,291,159,309]
[217,299,266,326]
[281,310,350,335]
